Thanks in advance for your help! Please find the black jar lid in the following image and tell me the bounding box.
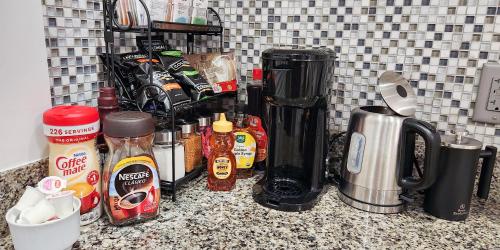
[103,111,154,138]
[262,49,329,62]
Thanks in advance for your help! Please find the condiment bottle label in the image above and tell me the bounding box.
[200,127,212,158]
[247,115,268,162]
[213,157,232,179]
[44,121,100,144]
[107,156,160,221]
[232,132,256,169]
[49,142,101,224]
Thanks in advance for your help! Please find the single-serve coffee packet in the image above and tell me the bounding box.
[159,50,214,100]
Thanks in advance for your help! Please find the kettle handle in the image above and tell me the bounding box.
[398,118,441,190]
[477,146,497,199]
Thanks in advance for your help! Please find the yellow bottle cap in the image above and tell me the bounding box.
[212,113,233,133]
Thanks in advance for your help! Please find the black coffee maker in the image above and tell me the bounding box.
[252,49,331,211]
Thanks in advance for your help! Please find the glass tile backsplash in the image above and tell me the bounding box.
[42,0,500,146]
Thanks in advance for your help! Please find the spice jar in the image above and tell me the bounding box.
[102,111,160,225]
[179,121,203,172]
[153,128,185,182]
[198,116,212,159]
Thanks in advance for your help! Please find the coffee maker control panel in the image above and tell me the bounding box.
[347,132,365,174]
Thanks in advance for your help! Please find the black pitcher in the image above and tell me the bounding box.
[424,132,497,221]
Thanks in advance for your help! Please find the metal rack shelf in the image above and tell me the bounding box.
[119,20,223,35]
[102,0,233,202]
[161,163,205,192]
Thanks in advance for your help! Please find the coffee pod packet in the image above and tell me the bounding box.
[134,58,191,112]
[136,35,171,53]
[184,52,238,93]
[158,50,214,100]
[98,52,148,101]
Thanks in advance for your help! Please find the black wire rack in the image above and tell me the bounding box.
[102,0,233,202]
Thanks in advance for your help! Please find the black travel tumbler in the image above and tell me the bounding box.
[424,134,497,221]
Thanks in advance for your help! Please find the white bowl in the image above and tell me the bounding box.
[6,197,81,250]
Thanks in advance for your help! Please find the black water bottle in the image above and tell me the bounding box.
[424,132,497,221]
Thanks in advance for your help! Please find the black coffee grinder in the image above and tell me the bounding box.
[252,49,332,211]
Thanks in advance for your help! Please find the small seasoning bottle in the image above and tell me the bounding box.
[198,116,212,159]
[153,128,185,182]
[208,114,237,191]
[102,111,160,225]
[179,121,202,172]
[232,104,257,179]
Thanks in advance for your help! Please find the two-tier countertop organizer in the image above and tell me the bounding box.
[102,0,235,201]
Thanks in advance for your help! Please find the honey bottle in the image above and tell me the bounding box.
[232,104,257,179]
[208,114,237,191]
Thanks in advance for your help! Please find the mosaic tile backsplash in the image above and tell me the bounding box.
[43,0,500,146]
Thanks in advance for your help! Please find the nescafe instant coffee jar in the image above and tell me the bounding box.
[102,111,160,225]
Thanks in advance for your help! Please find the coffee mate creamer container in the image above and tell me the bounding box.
[43,106,102,225]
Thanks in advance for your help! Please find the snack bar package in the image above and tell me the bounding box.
[159,50,214,100]
[184,52,238,93]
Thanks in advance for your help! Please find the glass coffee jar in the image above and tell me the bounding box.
[102,111,160,225]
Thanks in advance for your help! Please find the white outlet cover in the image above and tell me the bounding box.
[473,63,500,124]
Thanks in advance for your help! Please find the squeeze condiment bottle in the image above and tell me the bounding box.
[198,116,212,159]
[246,70,268,172]
[208,113,237,191]
[232,104,257,179]
[102,111,160,225]
[43,105,102,225]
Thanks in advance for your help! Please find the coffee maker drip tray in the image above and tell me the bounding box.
[265,178,306,198]
[252,177,323,212]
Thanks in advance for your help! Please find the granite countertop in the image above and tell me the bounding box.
[2,161,499,249]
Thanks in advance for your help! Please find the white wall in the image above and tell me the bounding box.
[0,0,51,171]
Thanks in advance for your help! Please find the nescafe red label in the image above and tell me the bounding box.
[108,156,160,222]
[114,164,153,196]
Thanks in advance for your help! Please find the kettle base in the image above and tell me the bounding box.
[338,191,405,214]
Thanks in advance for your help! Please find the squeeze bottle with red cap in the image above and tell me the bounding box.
[246,68,268,171]
[43,106,102,225]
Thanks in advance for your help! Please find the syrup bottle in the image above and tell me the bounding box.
[232,104,257,179]
[208,114,237,191]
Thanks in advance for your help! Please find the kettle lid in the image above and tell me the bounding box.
[441,130,482,150]
[378,71,417,117]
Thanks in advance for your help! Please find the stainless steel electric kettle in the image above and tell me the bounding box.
[338,71,441,213]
